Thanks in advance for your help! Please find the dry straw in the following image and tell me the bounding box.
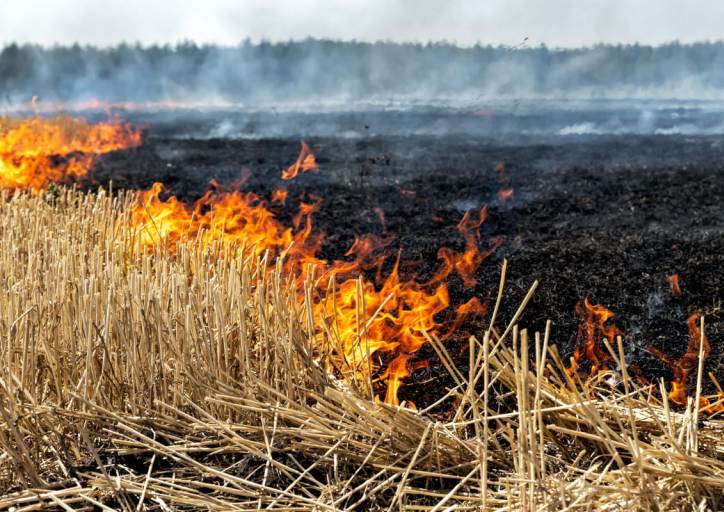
[0,188,722,510]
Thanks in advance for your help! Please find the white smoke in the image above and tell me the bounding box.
[2,0,724,48]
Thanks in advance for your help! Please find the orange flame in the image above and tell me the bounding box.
[444,297,488,339]
[381,354,412,405]
[651,313,711,406]
[430,208,500,288]
[498,188,514,202]
[281,140,318,180]
[271,188,289,204]
[313,232,456,405]
[132,179,483,404]
[568,298,622,375]
[4,112,498,406]
[131,176,496,404]
[131,181,323,269]
[319,256,450,404]
[29,112,724,414]
[0,115,141,191]
[667,274,682,296]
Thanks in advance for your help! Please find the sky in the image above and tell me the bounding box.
[1,0,723,48]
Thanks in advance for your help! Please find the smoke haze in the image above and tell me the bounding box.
[2,0,724,48]
[4,2,724,137]
[4,41,724,107]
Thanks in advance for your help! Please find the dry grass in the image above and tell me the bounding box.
[0,188,722,511]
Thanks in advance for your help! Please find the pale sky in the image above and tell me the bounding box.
[1,0,722,48]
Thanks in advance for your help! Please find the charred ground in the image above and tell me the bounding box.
[92,130,724,408]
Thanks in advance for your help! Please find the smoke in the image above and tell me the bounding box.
[3,40,724,109]
[4,1,724,48]
[5,40,724,139]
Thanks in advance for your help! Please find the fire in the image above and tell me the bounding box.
[132,181,462,404]
[0,115,141,191]
[2,112,497,406]
[381,354,412,405]
[494,160,515,201]
[650,313,712,407]
[132,181,323,269]
[132,182,493,405]
[667,274,682,296]
[318,237,451,402]
[444,297,488,339]
[566,302,722,414]
[281,141,318,180]
[9,111,720,412]
[429,207,500,288]
[569,298,622,375]
[306,232,452,405]
[498,188,514,202]
[271,188,289,204]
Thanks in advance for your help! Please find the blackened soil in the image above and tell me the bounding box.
[93,133,724,408]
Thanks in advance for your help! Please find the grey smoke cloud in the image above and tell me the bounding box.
[1,0,724,47]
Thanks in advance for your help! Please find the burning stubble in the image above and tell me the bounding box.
[0,112,723,510]
[1,114,721,411]
[0,115,140,190]
[130,140,498,406]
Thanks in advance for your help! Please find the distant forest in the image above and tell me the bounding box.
[2,39,724,104]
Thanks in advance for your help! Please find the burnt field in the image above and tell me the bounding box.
[90,124,724,407]
[3,108,724,509]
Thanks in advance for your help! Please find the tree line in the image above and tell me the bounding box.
[2,39,723,103]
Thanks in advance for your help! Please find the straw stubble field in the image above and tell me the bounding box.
[0,188,722,511]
